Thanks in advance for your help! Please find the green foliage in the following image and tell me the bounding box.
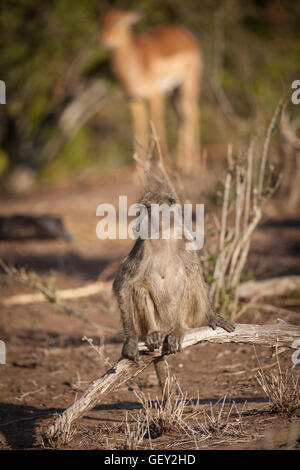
[217,288,236,319]
[0,150,8,174]
[286,291,300,300]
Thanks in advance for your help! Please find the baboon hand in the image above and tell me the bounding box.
[122,337,139,362]
[209,315,235,333]
[145,331,163,352]
[164,334,182,355]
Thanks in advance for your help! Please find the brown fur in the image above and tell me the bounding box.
[113,190,235,390]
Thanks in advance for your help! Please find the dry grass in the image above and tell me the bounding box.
[119,412,150,450]
[256,364,300,416]
[131,372,198,446]
[197,396,247,438]
[111,373,252,450]
[42,414,76,448]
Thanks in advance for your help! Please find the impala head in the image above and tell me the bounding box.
[101,9,142,48]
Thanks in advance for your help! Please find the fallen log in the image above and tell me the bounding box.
[237,276,300,300]
[251,304,300,320]
[44,321,300,446]
[1,281,112,307]
[0,215,72,241]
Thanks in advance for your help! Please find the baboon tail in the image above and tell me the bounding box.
[154,356,170,399]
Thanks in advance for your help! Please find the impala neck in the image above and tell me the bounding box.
[111,31,141,96]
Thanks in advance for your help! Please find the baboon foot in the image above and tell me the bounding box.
[209,315,235,333]
[164,334,182,355]
[145,331,163,352]
[122,337,139,362]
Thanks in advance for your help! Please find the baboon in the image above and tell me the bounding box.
[113,189,235,390]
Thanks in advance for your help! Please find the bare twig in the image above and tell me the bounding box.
[243,137,255,233]
[133,152,164,185]
[15,386,46,402]
[258,98,284,199]
[150,122,179,201]
[82,336,113,369]
[211,145,233,301]
[208,99,283,315]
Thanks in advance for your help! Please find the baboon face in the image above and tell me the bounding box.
[135,191,181,241]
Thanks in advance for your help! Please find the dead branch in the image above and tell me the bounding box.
[237,276,300,300]
[210,145,233,302]
[208,97,283,316]
[37,79,107,167]
[44,321,300,446]
[1,281,112,307]
[258,97,284,199]
[150,122,178,200]
[132,152,164,186]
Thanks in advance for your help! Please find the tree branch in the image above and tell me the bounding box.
[43,321,300,446]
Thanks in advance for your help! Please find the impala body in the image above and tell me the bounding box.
[101,9,203,174]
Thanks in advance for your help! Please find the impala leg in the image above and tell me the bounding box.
[176,93,199,173]
[128,98,149,183]
[149,93,170,166]
[176,62,201,173]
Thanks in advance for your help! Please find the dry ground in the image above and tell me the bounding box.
[0,171,299,450]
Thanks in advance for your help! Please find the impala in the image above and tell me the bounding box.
[101,9,203,175]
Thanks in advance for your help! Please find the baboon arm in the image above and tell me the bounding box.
[118,286,140,362]
[118,290,137,340]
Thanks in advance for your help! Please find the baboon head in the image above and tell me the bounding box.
[134,190,181,242]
